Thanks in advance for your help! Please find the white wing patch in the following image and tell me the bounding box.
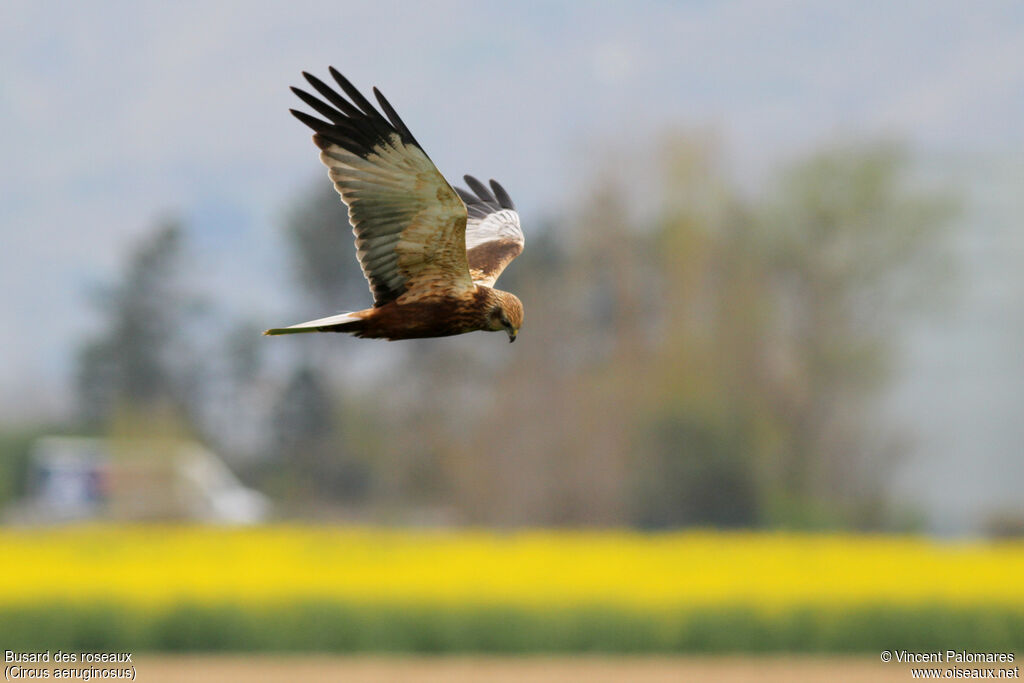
[456,176,525,287]
[466,209,522,251]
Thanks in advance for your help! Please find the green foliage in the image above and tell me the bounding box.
[0,602,1019,653]
[623,139,957,529]
[0,426,52,506]
[263,366,370,504]
[632,417,759,528]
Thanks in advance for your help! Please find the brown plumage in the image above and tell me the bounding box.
[264,67,525,342]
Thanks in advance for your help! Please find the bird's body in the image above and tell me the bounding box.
[269,287,522,341]
[265,68,525,342]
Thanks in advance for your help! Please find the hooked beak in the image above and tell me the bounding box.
[507,328,518,343]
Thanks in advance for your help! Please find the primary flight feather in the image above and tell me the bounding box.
[264,67,525,342]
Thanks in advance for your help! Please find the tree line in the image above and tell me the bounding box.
[72,135,955,529]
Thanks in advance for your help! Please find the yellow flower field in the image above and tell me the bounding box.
[1,525,1022,610]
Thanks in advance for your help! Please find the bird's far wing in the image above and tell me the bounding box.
[454,176,524,287]
[291,68,473,306]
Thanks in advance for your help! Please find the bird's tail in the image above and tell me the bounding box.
[263,312,362,336]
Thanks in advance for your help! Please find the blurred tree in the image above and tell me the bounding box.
[0,427,51,507]
[195,319,273,461]
[629,136,771,528]
[758,143,955,523]
[224,319,264,386]
[639,139,954,528]
[74,219,192,428]
[259,135,952,529]
[271,181,381,504]
[283,181,369,315]
[633,417,759,528]
[267,365,368,503]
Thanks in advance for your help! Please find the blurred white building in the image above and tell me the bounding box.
[7,436,269,524]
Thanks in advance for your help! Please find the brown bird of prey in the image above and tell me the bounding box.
[264,68,525,342]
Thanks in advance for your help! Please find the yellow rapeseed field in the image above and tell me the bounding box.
[1,526,1022,609]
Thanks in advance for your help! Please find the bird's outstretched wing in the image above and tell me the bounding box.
[291,68,473,306]
[455,176,524,287]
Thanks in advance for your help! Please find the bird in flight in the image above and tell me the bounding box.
[264,67,525,342]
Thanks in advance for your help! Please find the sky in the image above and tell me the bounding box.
[3,1,1024,530]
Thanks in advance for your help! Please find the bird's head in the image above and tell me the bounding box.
[487,290,524,342]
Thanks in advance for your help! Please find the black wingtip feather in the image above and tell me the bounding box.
[463,175,496,203]
[292,67,433,159]
[489,179,515,210]
[290,108,331,132]
[454,187,476,204]
[291,86,348,124]
[291,110,364,153]
[301,72,363,118]
[457,175,520,219]
[328,67,378,118]
[373,87,419,147]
